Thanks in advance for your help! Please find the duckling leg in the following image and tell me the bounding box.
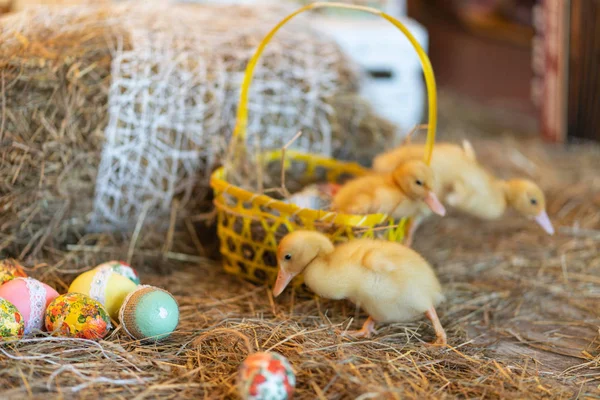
[344,316,377,338]
[404,216,424,247]
[424,307,447,346]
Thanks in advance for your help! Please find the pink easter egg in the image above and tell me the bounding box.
[0,278,59,335]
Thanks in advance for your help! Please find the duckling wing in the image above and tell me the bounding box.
[360,246,403,273]
[332,175,399,215]
[331,177,374,213]
[445,179,473,207]
[360,245,437,280]
[351,244,443,322]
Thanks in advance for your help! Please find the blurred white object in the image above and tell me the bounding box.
[177,0,262,3]
[284,183,339,210]
[313,16,428,137]
[306,1,406,17]
[386,0,405,17]
[177,1,406,17]
[179,0,423,137]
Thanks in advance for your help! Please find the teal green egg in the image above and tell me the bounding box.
[119,286,179,342]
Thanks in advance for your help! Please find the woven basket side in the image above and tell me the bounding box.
[213,153,403,288]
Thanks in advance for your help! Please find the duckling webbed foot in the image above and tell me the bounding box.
[425,306,447,346]
[344,316,377,338]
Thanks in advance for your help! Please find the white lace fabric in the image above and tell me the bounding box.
[18,278,47,335]
[90,1,353,232]
[89,269,112,306]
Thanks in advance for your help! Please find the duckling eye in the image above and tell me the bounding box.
[530,198,537,205]
[284,254,292,261]
[415,180,423,186]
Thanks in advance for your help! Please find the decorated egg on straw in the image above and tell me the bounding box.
[0,259,27,286]
[68,268,138,320]
[45,293,111,340]
[0,297,25,340]
[0,277,59,335]
[119,285,179,342]
[94,261,140,285]
[238,352,296,400]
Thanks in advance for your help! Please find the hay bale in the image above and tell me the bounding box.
[0,6,129,258]
[0,3,397,262]
[10,0,102,12]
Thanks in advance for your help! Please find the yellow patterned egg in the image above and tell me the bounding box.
[68,269,138,320]
[45,293,111,340]
[0,259,27,286]
[0,297,24,340]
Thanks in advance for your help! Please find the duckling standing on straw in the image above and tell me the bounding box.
[273,231,447,345]
[372,141,555,239]
[331,159,446,221]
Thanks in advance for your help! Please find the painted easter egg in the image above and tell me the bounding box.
[68,268,138,320]
[45,293,111,340]
[0,297,24,340]
[94,261,140,285]
[0,259,27,286]
[238,352,296,400]
[118,285,179,342]
[0,277,59,335]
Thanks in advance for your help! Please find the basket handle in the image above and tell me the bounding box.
[231,1,438,165]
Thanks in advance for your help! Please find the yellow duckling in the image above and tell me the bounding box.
[331,160,446,219]
[372,142,555,236]
[273,231,447,345]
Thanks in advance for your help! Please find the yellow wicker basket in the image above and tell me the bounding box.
[210,2,438,290]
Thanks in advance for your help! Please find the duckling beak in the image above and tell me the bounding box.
[534,210,555,235]
[273,269,294,297]
[424,191,446,216]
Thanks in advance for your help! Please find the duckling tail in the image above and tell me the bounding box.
[462,140,476,162]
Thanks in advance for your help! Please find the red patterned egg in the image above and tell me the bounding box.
[95,261,140,285]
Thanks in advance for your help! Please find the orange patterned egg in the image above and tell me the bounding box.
[0,259,27,286]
